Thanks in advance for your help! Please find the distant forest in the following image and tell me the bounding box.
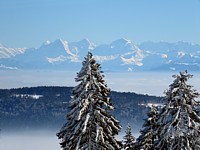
[0,86,161,132]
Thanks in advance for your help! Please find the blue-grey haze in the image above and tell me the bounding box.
[1,70,200,96]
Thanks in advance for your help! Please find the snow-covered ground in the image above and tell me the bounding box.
[1,70,200,96]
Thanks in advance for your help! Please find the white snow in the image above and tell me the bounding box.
[178,51,185,58]
[161,54,167,58]
[95,125,100,142]
[43,40,51,45]
[60,39,76,56]
[122,38,131,44]
[31,94,43,99]
[128,68,133,72]
[175,62,198,66]
[121,56,143,66]
[166,60,172,64]
[83,113,90,133]
[86,39,96,50]
[13,94,43,99]
[0,64,18,70]
[47,55,67,63]
[94,55,118,62]
[139,103,162,107]
[0,43,26,58]
[170,67,176,71]
[136,49,144,59]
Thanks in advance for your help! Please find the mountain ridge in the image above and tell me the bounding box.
[1,38,200,72]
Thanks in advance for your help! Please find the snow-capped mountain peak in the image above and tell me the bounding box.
[111,38,132,47]
[79,38,93,44]
[43,40,51,46]
[40,39,77,57]
[1,39,200,71]
[58,39,75,56]
[74,38,96,50]
[52,39,68,49]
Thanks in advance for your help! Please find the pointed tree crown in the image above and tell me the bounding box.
[155,71,200,149]
[57,52,121,150]
[136,105,158,150]
[123,124,136,150]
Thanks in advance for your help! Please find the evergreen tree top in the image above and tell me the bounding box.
[136,105,158,150]
[155,70,200,149]
[123,124,136,150]
[124,124,134,139]
[147,105,158,117]
[57,51,121,150]
[164,70,199,106]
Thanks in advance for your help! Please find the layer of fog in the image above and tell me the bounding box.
[0,130,139,150]
[0,130,60,150]
[1,70,200,149]
[1,70,200,96]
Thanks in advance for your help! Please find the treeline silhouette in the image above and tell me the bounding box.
[0,86,161,132]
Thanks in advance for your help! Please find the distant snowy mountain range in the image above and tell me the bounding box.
[0,38,200,71]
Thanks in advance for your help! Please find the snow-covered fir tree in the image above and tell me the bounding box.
[155,71,200,150]
[57,52,121,150]
[136,105,158,150]
[123,124,136,150]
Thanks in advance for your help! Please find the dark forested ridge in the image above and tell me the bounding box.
[0,86,162,132]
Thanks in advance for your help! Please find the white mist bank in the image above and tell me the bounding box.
[1,70,200,96]
[0,130,140,150]
[0,130,60,150]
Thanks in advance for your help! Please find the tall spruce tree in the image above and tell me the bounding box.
[136,105,158,150]
[123,124,136,150]
[155,71,200,150]
[57,52,121,150]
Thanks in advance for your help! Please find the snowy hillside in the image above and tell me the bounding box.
[0,86,161,132]
[0,39,200,71]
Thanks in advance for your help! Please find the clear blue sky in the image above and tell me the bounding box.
[0,0,200,47]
